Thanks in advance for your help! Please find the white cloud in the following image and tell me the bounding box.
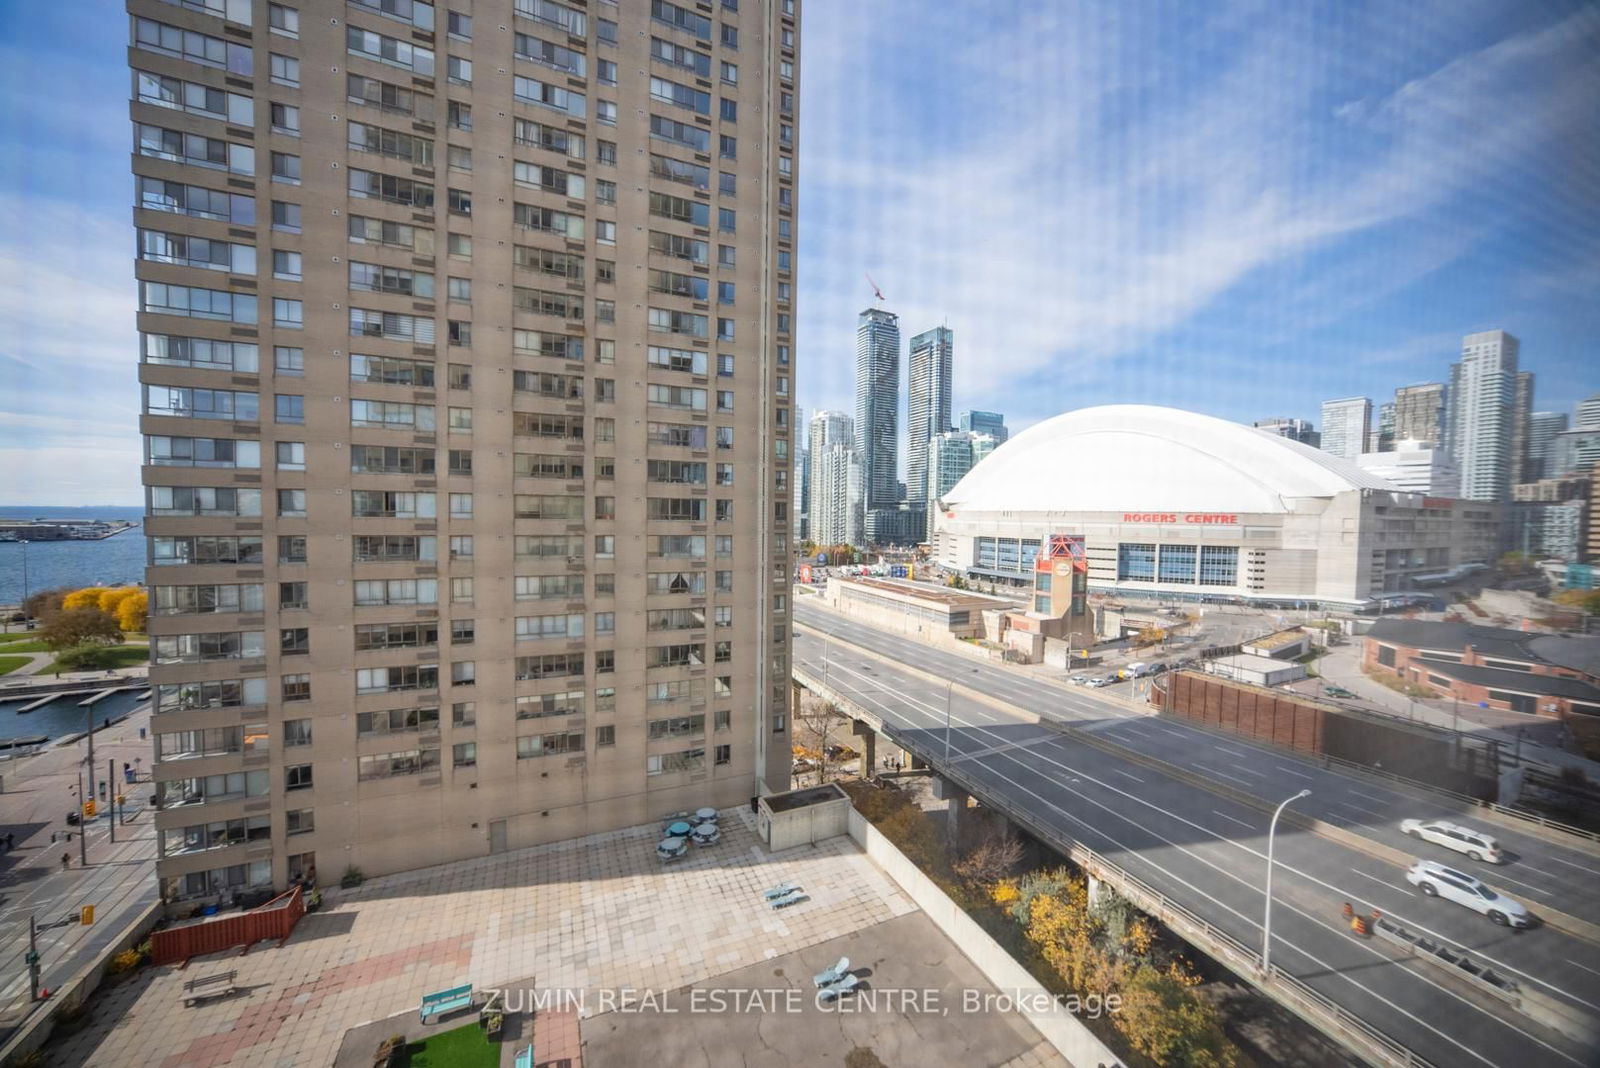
[794,1,1598,421]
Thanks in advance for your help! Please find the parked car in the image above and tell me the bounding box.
[1323,685,1357,699]
[1068,673,1092,685]
[1404,859,1530,927]
[1087,675,1121,688]
[1400,819,1503,864]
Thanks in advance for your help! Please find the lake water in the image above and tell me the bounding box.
[0,689,148,743]
[0,506,146,605]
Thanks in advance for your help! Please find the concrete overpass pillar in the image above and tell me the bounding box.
[933,778,968,842]
[850,720,877,773]
[1087,873,1105,910]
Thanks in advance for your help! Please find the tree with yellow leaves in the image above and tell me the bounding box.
[62,587,111,612]
[115,590,149,633]
[1115,962,1235,1067]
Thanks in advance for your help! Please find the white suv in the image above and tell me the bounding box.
[1404,860,1531,927]
[1399,819,1503,864]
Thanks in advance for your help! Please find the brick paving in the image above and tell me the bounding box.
[39,809,940,1067]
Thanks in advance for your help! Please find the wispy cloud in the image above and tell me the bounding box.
[795,0,1600,424]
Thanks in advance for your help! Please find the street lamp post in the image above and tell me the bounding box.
[1261,788,1310,976]
[944,668,978,765]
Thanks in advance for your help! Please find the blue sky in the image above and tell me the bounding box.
[0,0,1595,504]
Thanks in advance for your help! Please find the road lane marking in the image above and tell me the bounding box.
[1211,743,1249,758]
[1332,799,1389,819]
[1568,959,1600,979]
[1205,769,1256,788]
[1275,764,1316,781]
[1352,868,1413,895]
[1212,810,1254,830]
[1549,856,1600,877]
[1347,788,1389,803]
[1112,769,1143,784]
[1227,761,1263,777]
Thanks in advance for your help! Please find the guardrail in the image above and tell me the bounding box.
[797,671,1438,1068]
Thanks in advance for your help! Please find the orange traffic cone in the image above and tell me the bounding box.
[1351,915,1369,936]
[1341,902,1353,920]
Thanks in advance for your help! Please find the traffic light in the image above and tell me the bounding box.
[82,800,97,819]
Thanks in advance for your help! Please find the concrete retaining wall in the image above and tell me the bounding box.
[847,808,1125,1068]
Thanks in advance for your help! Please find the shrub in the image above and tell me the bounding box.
[341,866,365,889]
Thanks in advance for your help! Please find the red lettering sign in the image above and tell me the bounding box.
[1120,513,1239,524]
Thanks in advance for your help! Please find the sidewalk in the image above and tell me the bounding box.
[0,700,158,1041]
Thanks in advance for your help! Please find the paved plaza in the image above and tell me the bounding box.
[38,808,1070,1068]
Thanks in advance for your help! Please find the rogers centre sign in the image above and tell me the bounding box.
[1122,512,1239,525]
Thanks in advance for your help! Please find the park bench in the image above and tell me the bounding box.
[419,983,474,1024]
[181,970,237,1006]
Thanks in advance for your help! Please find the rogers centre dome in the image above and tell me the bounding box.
[932,405,1496,610]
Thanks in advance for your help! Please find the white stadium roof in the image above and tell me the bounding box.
[942,405,1402,515]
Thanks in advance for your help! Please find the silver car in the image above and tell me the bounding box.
[1404,860,1530,927]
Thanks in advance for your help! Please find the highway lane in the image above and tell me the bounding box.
[794,616,1600,1067]
[796,600,1600,924]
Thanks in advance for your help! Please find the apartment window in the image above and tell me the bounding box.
[597,140,617,165]
[269,53,299,87]
[273,298,303,329]
[270,102,301,137]
[596,725,615,748]
[449,535,474,560]
[596,220,616,245]
[595,535,615,558]
[598,17,618,44]
[714,640,731,663]
[449,233,472,258]
[451,619,475,645]
[279,581,308,609]
[448,407,473,432]
[717,281,735,305]
[719,171,736,197]
[449,493,474,518]
[451,577,474,604]
[721,61,737,84]
[715,744,731,766]
[451,661,476,686]
[270,151,301,186]
[597,100,617,125]
[278,489,306,517]
[720,24,738,48]
[448,100,472,129]
[281,674,310,702]
[276,441,305,470]
[448,145,472,170]
[595,612,615,635]
[284,719,312,747]
[715,499,732,521]
[717,354,734,377]
[448,10,471,38]
[596,179,617,205]
[718,244,735,267]
[279,535,307,563]
[284,765,313,791]
[274,346,305,376]
[719,98,737,123]
[275,394,304,424]
[716,319,734,342]
[598,59,618,86]
[595,259,616,285]
[448,277,472,302]
[448,188,472,215]
[269,4,299,36]
[449,320,472,345]
[271,250,302,282]
[272,200,301,232]
[453,742,477,767]
[448,448,473,474]
[286,809,313,835]
[447,56,472,85]
[453,702,476,727]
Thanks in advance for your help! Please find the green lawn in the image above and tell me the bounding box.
[406,1023,500,1068]
[0,632,40,645]
[0,655,31,676]
[0,640,50,654]
[41,645,150,676]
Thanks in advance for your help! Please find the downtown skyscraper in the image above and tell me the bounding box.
[134,0,801,899]
[905,325,953,540]
[855,307,900,537]
[1449,330,1520,501]
[1319,397,1371,461]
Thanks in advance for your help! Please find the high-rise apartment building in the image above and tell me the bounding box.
[1366,401,1394,454]
[793,405,808,540]
[1510,370,1535,486]
[959,409,1007,444]
[1392,383,1446,448]
[1319,397,1371,462]
[1526,412,1569,482]
[1576,393,1600,432]
[807,410,855,545]
[905,325,953,539]
[855,307,900,516]
[134,0,801,900]
[1449,330,1520,501]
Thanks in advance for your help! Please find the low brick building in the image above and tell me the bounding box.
[1363,619,1600,719]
